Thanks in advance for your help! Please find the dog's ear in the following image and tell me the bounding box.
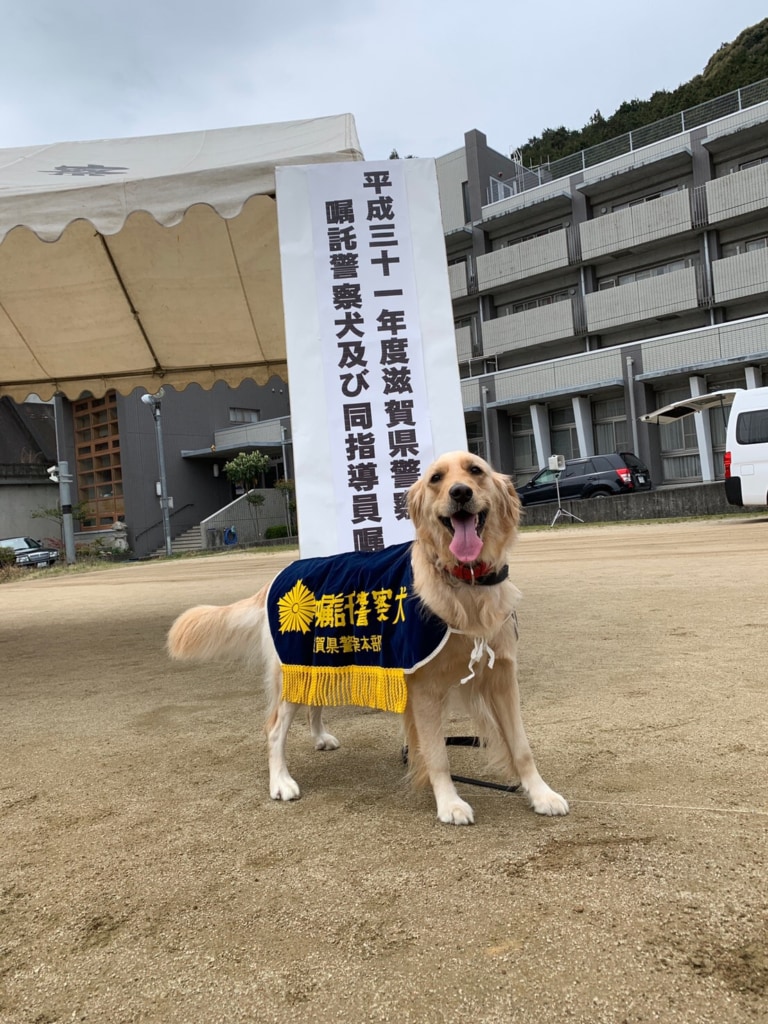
[407,477,425,528]
[493,472,521,529]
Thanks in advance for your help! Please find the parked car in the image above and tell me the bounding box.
[0,537,60,568]
[517,453,652,506]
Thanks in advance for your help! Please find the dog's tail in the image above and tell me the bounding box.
[167,586,269,665]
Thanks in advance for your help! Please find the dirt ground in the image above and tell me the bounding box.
[1,518,767,1024]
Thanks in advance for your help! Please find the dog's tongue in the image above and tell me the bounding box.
[449,514,483,564]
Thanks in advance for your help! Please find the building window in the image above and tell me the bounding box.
[461,181,471,224]
[549,406,580,461]
[466,420,485,459]
[504,224,561,246]
[707,377,743,478]
[229,407,260,424]
[721,235,768,257]
[508,290,570,314]
[598,257,696,290]
[509,412,538,481]
[593,397,629,453]
[657,387,701,483]
[738,154,768,170]
[611,184,682,212]
[73,392,124,529]
[454,313,480,358]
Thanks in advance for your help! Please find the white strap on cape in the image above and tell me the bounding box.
[459,635,496,684]
[451,610,518,685]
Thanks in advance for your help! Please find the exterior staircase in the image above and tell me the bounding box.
[152,524,203,557]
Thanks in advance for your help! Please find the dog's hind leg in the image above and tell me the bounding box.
[406,683,475,825]
[307,706,340,751]
[266,701,302,801]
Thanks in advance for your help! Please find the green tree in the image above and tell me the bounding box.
[515,17,768,166]
[223,451,270,491]
[31,500,92,535]
[274,478,297,536]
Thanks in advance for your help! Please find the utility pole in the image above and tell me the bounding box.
[141,390,173,557]
[52,395,76,565]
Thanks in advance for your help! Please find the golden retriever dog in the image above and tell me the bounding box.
[167,451,568,825]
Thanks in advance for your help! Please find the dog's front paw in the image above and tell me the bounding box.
[270,771,301,802]
[313,731,340,751]
[527,782,569,816]
[437,797,475,826]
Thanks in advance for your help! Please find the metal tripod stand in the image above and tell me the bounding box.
[550,473,584,527]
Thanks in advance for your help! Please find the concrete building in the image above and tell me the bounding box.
[10,81,768,555]
[1,378,294,557]
[0,398,58,540]
[437,79,768,487]
[33,380,292,558]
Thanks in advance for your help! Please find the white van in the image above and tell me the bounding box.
[641,386,768,509]
[723,387,768,507]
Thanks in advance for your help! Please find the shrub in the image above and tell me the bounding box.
[0,546,22,583]
[264,525,289,540]
[0,546,17,567]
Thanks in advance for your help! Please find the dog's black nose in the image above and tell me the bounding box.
[449,483,473,506]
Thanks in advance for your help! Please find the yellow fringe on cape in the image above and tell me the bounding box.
[281,664,408,714]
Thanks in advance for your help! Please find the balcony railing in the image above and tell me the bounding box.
[712,247,768,304]
[494,78,768,198]
[580,190,693,261]
[585,266,699,332]
[705,161,768,224]
[481,300,575,356]
[476,230,570,290]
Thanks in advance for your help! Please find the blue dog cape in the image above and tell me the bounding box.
[266,542,449,713]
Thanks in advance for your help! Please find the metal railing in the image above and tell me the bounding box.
[133,502,195,544]
[492,78,768,203]
[200,488,294,549]
[0,463,49,479]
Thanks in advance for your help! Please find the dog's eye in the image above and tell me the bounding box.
[469,465,484,476]
[430,472,443,484]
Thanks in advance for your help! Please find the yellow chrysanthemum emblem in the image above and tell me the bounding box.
[277,579,316,634]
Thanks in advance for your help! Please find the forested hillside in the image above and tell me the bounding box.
[518,19,768,166]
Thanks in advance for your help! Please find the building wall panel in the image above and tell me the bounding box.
[712,248,768,302]
[641,318,768,373]
[476,230,569,289]
[482,301,574,356]
[719,319,768,360]
[448,261,469,299]
[436,149,469,233]
[585,266,698,331]
[553,350,623,389]
[491,349,621,404]
[455,325,473,362]
[580,190,692,260]
[706,163,768,223]
[461,378,481,409]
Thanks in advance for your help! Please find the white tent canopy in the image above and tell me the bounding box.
[0,114,362,401]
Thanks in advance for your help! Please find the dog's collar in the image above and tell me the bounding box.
[446,562,509,586]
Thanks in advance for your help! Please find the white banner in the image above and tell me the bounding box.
[277,159,466,558]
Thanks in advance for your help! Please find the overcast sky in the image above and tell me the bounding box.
[1,1,766,161]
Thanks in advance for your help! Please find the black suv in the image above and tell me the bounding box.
[517,453,652,506]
